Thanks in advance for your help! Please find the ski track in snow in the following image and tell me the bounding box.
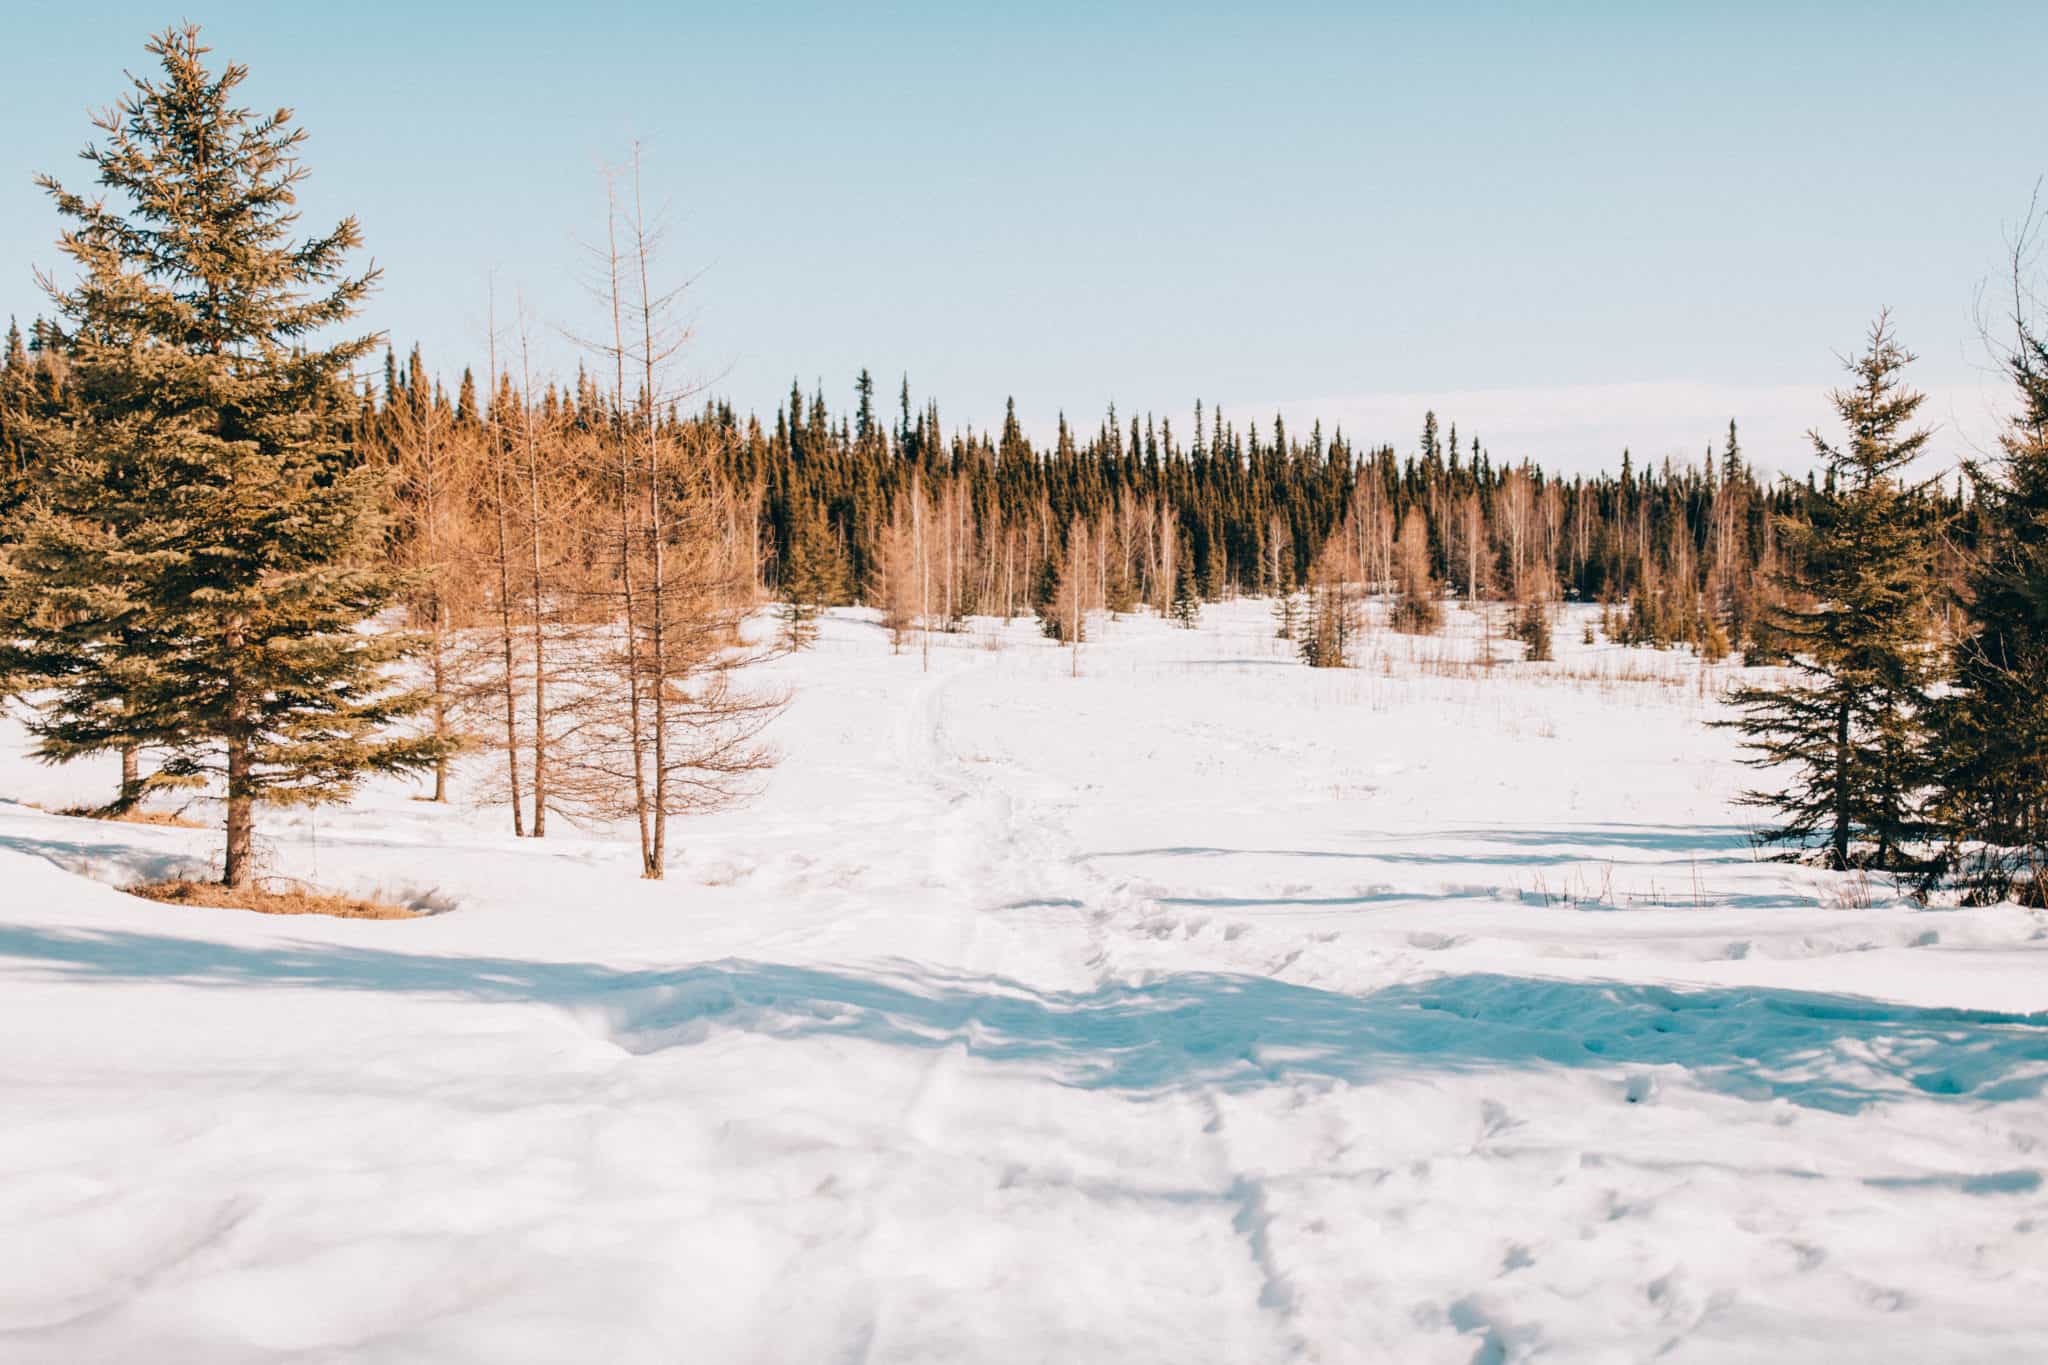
[2,600,2047,1362]
[875,660,1298,1361]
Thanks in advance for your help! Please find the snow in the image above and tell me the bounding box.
[2,600,2045,1362]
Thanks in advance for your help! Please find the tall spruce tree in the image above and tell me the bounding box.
[1724,318,1939,869]
[777,500,831,649]
[0,26,437,886]
[1933,312,2048,903]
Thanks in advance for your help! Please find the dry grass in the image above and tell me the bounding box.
[56,805,207,829]
[127,878,419,920]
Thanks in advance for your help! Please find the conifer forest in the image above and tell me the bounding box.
[2,16,2045,1363]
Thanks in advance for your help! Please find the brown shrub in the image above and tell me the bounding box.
[57,805,206,829]
[127,878,417,920]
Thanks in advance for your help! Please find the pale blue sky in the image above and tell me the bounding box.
[5,3,2043,471]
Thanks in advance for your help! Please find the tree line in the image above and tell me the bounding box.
[13,324,1922,662]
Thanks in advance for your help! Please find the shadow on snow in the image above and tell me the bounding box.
[3,922,2044,1115]
[1082,822,1760,869]
[0,830,214,885]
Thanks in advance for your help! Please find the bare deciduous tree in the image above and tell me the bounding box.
[562,147,784,879]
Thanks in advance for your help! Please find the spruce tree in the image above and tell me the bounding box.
[0,320,33,514]
[1724,319,1939,870]
[1171,561,1201,629]
[0,27,437,887]
[1272,590,1300,640]
[1933,314,2048,903]
[1512,603,1553,661]
[778,502,828,649]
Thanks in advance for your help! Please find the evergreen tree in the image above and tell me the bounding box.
[1933,312,2048,903]
[854,368,875,448]
[1724,319,1939,870]
[0,319,32,513]
[1272,590,1300,640]
[1721,418,1744,486]
[0,26,438,886]
[1171,560,1201,629]
[1512,603,1553,660]
[778,501,831,649]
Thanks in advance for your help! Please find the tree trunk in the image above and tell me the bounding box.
[1833,700,1852,871]
[604,180,651,870]
[491,443,526,837]
[915,480,930,673]
[526,425,548,838]
[429,608,449,802]
[223,737,253,888]
[486,299,526,837]
[636,170,668,882]
[518,330,550,839]
[642,423,668,881]
[119,745,141,810]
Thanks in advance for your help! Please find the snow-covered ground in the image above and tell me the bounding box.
[2,600,2045,1363]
